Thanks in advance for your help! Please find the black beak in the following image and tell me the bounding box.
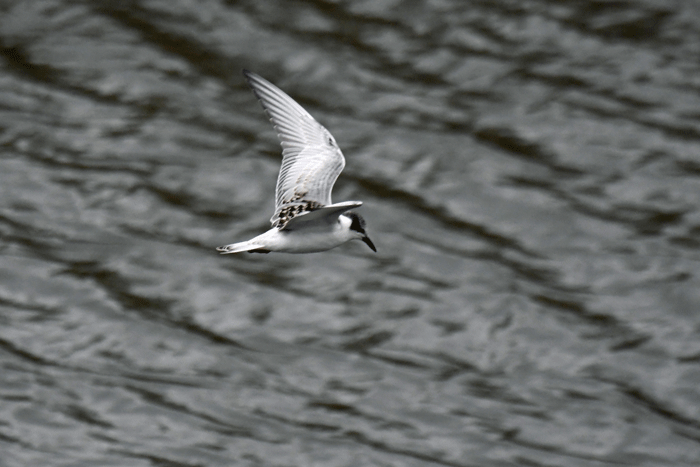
[362,235,377,252]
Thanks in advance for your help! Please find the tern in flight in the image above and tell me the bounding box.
[217,71,376,254]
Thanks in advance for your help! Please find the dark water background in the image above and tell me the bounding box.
[2,1,700,466]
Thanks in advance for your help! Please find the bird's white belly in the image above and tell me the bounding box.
[267,225,351,253]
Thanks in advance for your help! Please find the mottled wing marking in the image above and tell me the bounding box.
[274,197,323,230]
[242,70,346,227]
[279,200,363,231]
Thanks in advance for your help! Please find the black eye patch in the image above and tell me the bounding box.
[346,212,366,233]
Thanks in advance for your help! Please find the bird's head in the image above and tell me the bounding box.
[344,212,376,252]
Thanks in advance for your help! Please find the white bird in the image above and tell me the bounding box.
[217,70,376,255]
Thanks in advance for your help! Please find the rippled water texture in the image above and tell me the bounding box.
[2,1,700,466]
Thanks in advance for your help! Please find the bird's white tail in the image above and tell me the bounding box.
[216,240,269,254]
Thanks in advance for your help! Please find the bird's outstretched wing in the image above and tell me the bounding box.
[243,70,346,229]
[281,201,362,231]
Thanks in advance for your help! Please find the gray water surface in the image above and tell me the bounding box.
[2,1,700,466]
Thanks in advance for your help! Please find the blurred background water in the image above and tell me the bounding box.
[2,0,700,466]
